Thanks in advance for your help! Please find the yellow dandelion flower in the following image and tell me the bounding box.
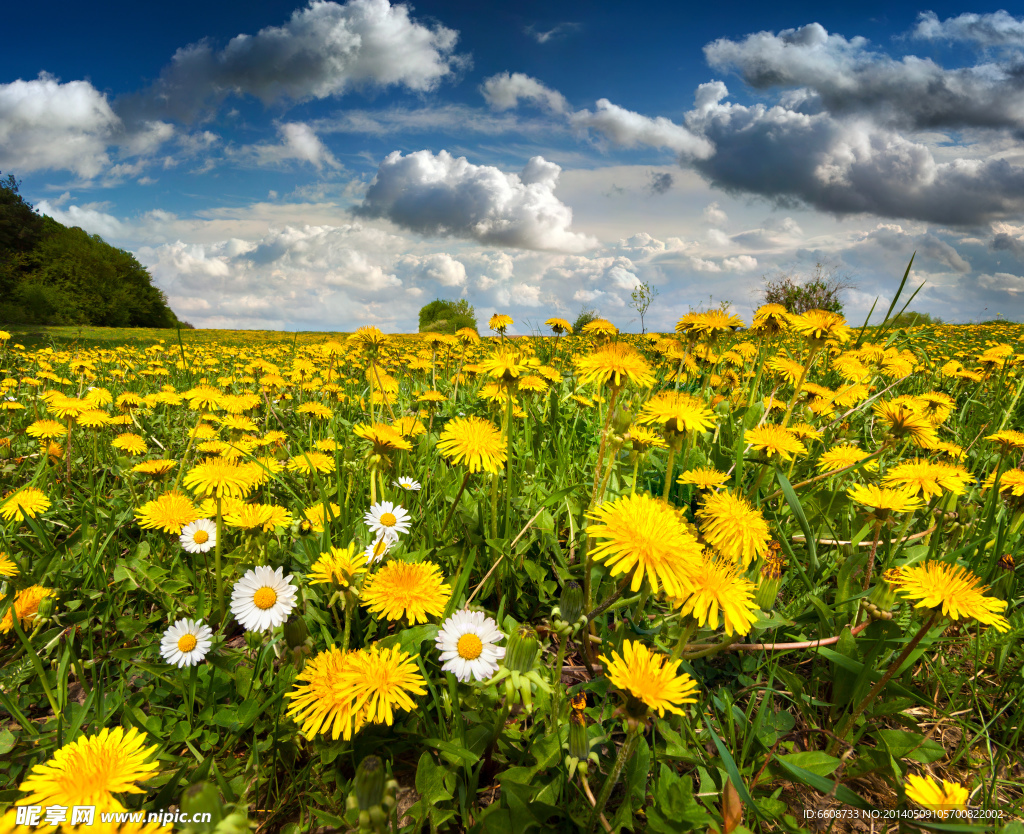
[489,314,514,333]
[636,391,716,435]
[787,309,851,344]
[904,775,969,818]
[183,459,258,499]
[816,445,878,474]
[0,552,18,578]
[599,640,699,717]
[671,553,758,635]
[26,420,67,440]
[111,433,147,456]
[287,451,336,475]
[896,562,1009,632]
[1,487,50,522]
[546,317,573,334]
[0,585,57,634]
[308,544,367,588]
[847,484,924,514]
[361,561,451,624]
[696,490,771,567]
[135,491,199,535]
[575,342,656,389]
[677,467,729,490]
[745,424,806,462]
[437,416,507,473]
[883,460,972,499]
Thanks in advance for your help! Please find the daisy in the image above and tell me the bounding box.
[230,566,298,633]
[159,619,213,667]
[180,519,217,554]
[364,535,391,564]
[435,610,506,682]
[393,477,422,492]
[364,501,412,544]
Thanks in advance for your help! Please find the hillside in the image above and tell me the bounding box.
[0,173,185,328]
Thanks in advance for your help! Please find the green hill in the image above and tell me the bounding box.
[0,173,186,328]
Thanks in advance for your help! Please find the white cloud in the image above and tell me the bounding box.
[399,252,467,287]
[240,122,342,170]
[481,72,568,113]
[36,200,128,238]
[912,11,1024,48]
[703,202,728,226]
[0,75,119,178]
[357,150,599,252]
[134,0,465,120]
[572,98,714,158]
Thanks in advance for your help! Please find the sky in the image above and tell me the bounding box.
[4,1,1024,333]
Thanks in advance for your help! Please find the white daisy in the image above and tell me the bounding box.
[435,610,506,682]
[180,518,217,553]
[393,477,422,492]
[159,618,213,667]
[364,535,391,564]
[230,566,297,633]
[363,501,412,544]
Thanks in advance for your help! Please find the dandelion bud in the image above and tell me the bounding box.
[611,406,633,434]
[283,615,309,649]
[181,781,223,830]
[504,625,540,673]
[353,755,385,811]
[567,710,589,763]
[754,551,785,611]
[558,581,584,625]
[298,519,315,537]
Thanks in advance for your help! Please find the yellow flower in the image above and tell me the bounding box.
[750,304,790,335]
[1,487,50,522]
[437,416,507,473]
[111,433,147,456]
[183,459,258,499]
[0,552,18,578]
[581,318,618,337]
[874,401,939,449]
[636,391,716,435]
[131,459,177,477]
[896,562,1009,632]
[816,445,878,474]
[353,422,413,454]
[135,491,199,535]
[677,467,729,490]
[0,585,56,633]
[696,490,771,567]
[287,451,336,475]
[628,426,668,453]
[26,419,68,440]
[17,727,159,815]
[671,553,758,635]
[587,493,703,596]
[308,544,367,588]
[883,460,972,499]
[361,561,452,623]
[600,640,699,717]
[575,342,656,389]
[285,646,360,739]
[847,484,924,515]
[303,502,342,533]
[787,309,851,344]
[545,317,573,334]
[686,310,744,340]
[904,774,969,817]
[745,424,806,462]
[985,429,1024,452]
[489,314,514,333]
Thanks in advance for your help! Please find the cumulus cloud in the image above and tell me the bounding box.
[398,252,467,287]
[704,22,1024,133]
[571,99,714,158]
[240,122,342,170]
[0,75,120,178]
[356,150,598,252]
[481,72,568,113]
[36,200,129,238]
[131,0,465,121]
[912,11,1024,48]
[683,81,1024,226]
[703,202,728,226]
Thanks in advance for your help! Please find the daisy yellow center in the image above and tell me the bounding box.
[177,634,198,653]
[253,587,277,610]
[380,512,397,527]
[457,633,483,660]
[193,530,209,544]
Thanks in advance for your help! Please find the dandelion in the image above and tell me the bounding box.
[131,459,177,477]
[587,493,703,596]
[361,561,451,623]
[285,646,360,739]
[904,775,969,817]
[816,445,878,474]
[1,487,50,522]
[677,467,729,491]
[744,424,806,462]
[308,544,367,588]
[287,451,336,475]
[847,484,924,516]
[896,562,1009,632]
[600,640,699,717]
[183,459,258,499]
[575,342,656,390]
[435,610,506,682]
[179,519,217,554]
[230,566,298,633]
[111,433,148,456]
[883,460,972,499]
[0,585,56,634]
[0,552,18,578]
[671,554,759,635]
[26,419,67,440]
[135,491,199,535]
[636,391,715,435]
[696,490,771,567]
[437,416,507,473]
[160,619,213,667]
[489,314,514,334]
[546,317,573,334]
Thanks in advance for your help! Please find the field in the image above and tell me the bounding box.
[1,313,1023,833]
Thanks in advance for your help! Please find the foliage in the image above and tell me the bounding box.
[572,305,600,332]
[629,280,659,334]
[0,172,184,328]
[881,311,944,328]
[418,297,477,334]
[759,261,856,315]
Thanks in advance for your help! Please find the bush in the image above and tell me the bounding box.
[419,298,477,334]
[573,306,599,333]
[759,262,856,315]
[881,311,943,327]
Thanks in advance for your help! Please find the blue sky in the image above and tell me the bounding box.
[4,1,1024,331]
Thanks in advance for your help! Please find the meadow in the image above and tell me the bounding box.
[0,308,1022,833]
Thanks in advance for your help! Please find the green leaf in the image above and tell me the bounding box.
[647,765,713,833]
[703,716,763,820]
[378,624,439,656]
[775,469,817,569]
[414,751,453,806]
[775,752,841,777]
[422,737,480,766]
[0,728,15,755]
[774,758,872,811]
[874,729,945,764]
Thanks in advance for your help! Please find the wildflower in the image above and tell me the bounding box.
[883,460,972,499]
[587,493,703,596]
[848,484,924,516]
[489,314,514,333]
[546,317,573,334]
[745,424,806,462]
[303,501,341,533]
[287,451,336,475]
[364,536,391,564]
[677,467,729,491]
[131,459,177,477]
[896,562,1009,632]
[787,309,851,344]
[435,610,506,682]
[581,318,618,337]
[112,433,148,456]
[394,476,421,491]
[0,552,18,578]
[0,585,56,634]
[183,459,258,499]
[904,774,969,817]
[308,544,367,588]
[671,554,759,635]
[696,490,771,567]
[985,429,1024,452]
[135,491,199,535]
[874,401,939,449]
[636,391,716,435]
[160,619,213,667]
[816,445,878,474]
[600,640,699,718]
[686,310,744,340]
[353,422,413,454]
[575,342,656,390]
[364,501,412,543]
[285,646,360,739]
[17,727,159,817]
[1,487,50,522]
[437,416,507,473]
[230,566,298,633]
[179,519,217,554]
[361,561,451,624]
[26,419,67,440]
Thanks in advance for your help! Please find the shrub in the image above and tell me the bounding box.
[572,306,599,333]
[881,311,943,327]
[419,298,477,334]
[759,262,856,315]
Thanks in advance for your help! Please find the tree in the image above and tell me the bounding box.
[418,298,477,334]
[572,306,599,333]
[628,280,659,334]
[758,262,856,315]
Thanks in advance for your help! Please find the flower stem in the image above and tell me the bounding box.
[440,471,471,538]
[589,725,640,831]
[215,496,225,627]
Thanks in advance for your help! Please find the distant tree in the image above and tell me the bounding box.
[418,298,477,334]
[759,262,857,315]
[572,306,599,333]
[882,311,943,328]
[0,172,45,253]
[628,281,659,334]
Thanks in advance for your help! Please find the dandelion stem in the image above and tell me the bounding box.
[439,471,471,539]
[215,496,225,627]
[589,725,640,832]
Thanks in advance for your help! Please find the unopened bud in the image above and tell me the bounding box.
[611,406,633,434]
[558,581,584,625]
[283,615,309,649]
[567,710,589,762]
[504,625,540,673]
[353,755,385,811]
